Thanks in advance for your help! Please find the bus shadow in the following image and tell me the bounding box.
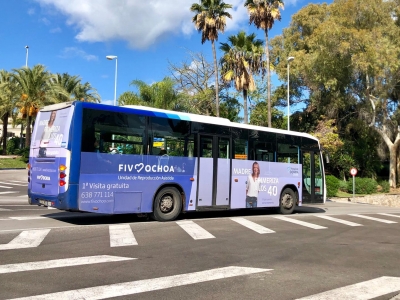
[40,205,327,225]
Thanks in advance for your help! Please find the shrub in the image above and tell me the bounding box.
[338,180,348,193]
[15,147,30,163]
[346,177,377,194]
[6,137,20,155]
[378,180,390,193]
[326,175,340,197]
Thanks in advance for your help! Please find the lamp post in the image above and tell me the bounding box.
[287,56,294,131]
[106,55,118,106]
[106,55,118,149]
[25,45,29,68]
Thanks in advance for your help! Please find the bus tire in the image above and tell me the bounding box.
[279,188,296,215]
[152,187,182,222]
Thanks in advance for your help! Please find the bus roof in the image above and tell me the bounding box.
[122,105,319,142]
[39,102,318,142]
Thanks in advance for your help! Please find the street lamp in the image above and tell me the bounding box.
[287,56,294,131]
[25,45,29,68]
[106,55,118,106]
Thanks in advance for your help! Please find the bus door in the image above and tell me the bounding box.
[197,135,231,208]
[301,151,324,203]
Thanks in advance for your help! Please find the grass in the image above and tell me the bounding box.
[0,156,27,169]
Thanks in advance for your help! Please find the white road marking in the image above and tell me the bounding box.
[18,195,28,197]
[0,255,135,274]
[11,266,272,300]
[0,191,19,195]
[176,220,216,240]
[378,213,400,219]
[10,216,47,220]
[9,180,28,184]
[349,214,397,224]
[0,181,27,186]
[315,215,363,227]
[109,224,138,247]
[296,276,400,300]
[230,217,275,234]
[0,185,13,189]
[0,208,11,211]
[0,229,50,250]
[274,216,327,229]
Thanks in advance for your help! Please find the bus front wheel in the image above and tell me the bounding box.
[152,187,182,222]
[279,188,296,215]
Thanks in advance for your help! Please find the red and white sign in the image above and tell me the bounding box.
[350,168,358,176]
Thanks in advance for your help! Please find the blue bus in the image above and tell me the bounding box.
[28,101,326,221]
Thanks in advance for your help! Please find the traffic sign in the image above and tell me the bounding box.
[350,168,358,176]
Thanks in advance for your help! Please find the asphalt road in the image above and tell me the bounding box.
[1,170,400,299]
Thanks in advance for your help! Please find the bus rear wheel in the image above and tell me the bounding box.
[279,188,296,215]
[152,187,182,222]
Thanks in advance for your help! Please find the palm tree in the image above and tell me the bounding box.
[73,82,101,103]
[191,0,233,117]
[128,78,185,111]
[12,65,68,146]
[244,0,284,127]
[0,70,19,154]
[220,31,264,124]
[56,73,101,103]
[55,73,81,102]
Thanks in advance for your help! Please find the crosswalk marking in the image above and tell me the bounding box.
[10,266,272,300]
[378,213,400,219]
[274,216,327,229]
[349,214,397,224]
[10,216,46,220]
[0,181,27,186]
[296,276,400,300]
[9,180,28,184]
[109,224,138,247]
[315,215,363,227]
[0,255,135,274]
[177,220,216,240]
[0,191,19,195]
[231,217,275,234]
[0,208,11,211]
[0,229,50,250]
[0,185,13,189]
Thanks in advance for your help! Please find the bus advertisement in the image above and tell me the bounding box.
[28,101,325,221]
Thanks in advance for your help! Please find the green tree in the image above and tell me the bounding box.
[56,73,100,103]
[270,0,400,188]
[125,78,185,111]
[191,0,233,117]
[73,82,101,103]
[245,0,284,127]
[0,70,19,154]
[220,31,264,124]
[12,65,67,146]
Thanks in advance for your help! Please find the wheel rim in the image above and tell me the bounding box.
[281,193,294,209]
[159,193,174,213]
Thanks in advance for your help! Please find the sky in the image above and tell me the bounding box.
[0,0,331,107]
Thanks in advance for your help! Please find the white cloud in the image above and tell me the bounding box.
[27,8,35,15]
[50,27,62,33]
[59,47,98,61]
[101,99,114,105]
[34,0,265,49]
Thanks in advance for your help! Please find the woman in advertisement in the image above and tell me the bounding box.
[246,161,261,208]
[38,111,57,157]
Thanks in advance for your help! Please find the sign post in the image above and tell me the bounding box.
[350,168,358,201]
